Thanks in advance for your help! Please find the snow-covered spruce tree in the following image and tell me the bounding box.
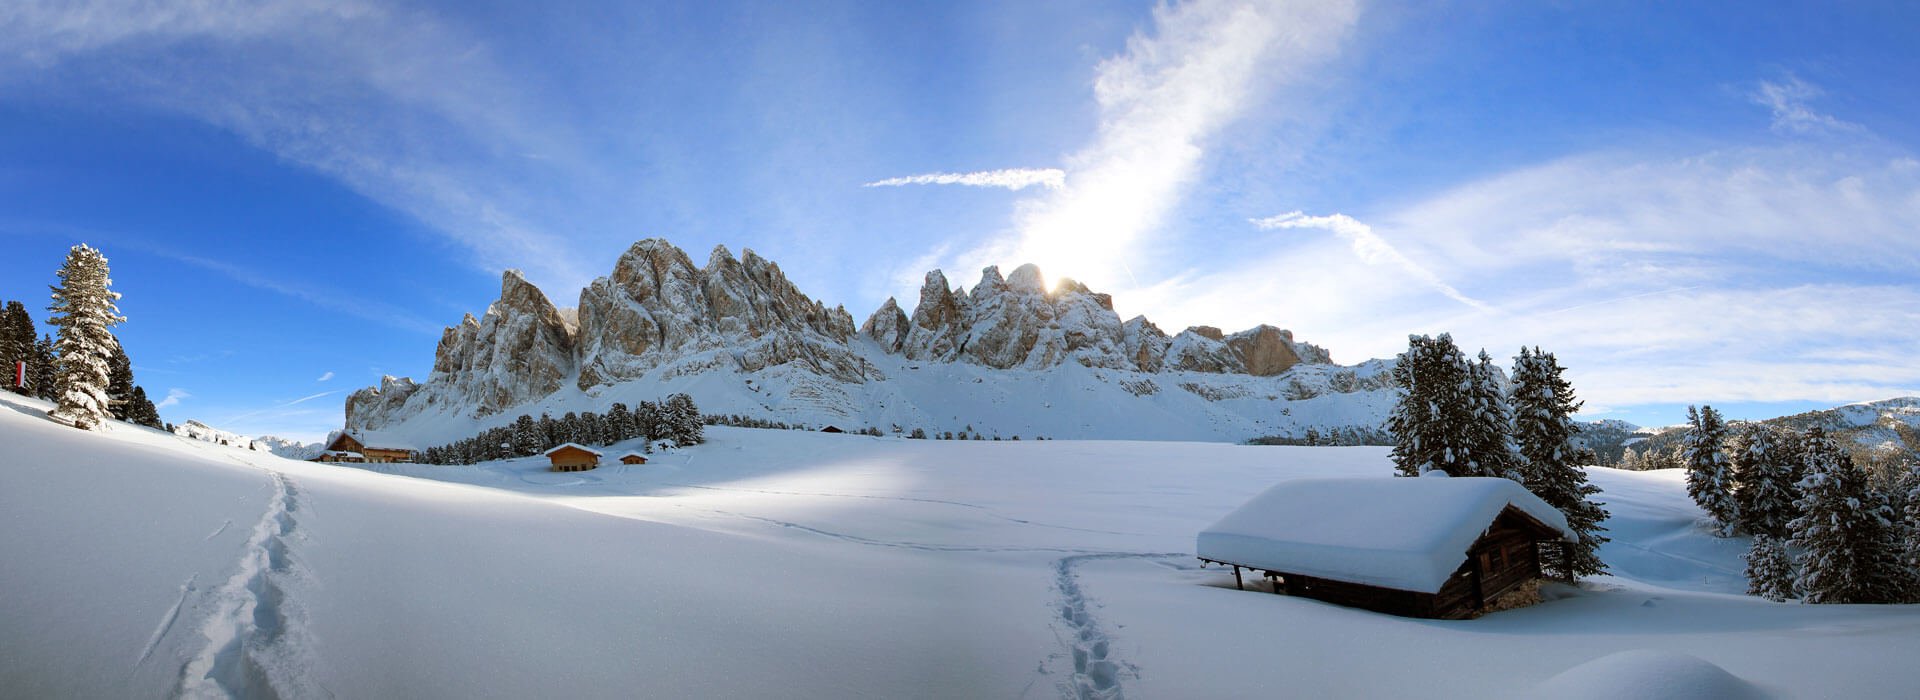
[1900,462,1920,587]
[607,403,635,442]
[1388,334,1475,477]
[1682,405,1738,535]
[1745,533,1796,602]
[1508,346,1609,577]
[1790,427,1912,604]
[46,244,125,430]
[511,414,543,456]
[1730,423,1799,538]
[1464,349,1524,482]
[665,393,704,446]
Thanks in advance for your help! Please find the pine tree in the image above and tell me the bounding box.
[1730,424,1799,538]
[46,244,125,430]
[1898,461,1920,596]
[607,403,635,442]
[1790,427,1911,604]
[664,393,704,446]
[1508,346,1609,578]
[31,334,57,400]
[1388,334,1475,477]
[126,385,163,428]
[511,414,543,456]
[0,301,35,394]
[1464,350,1523,481]
[1682,405,1738,535]
[1745,533,1796,602]
[105,344,135,420]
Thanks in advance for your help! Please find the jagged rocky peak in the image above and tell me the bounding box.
[874,261,1328,375]
[575,238,867,390]
[861,297,909,353]
[345,375,419,431]
[420,269,578,417]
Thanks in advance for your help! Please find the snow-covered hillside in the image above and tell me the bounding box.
[5,390,1918,697]
[342,239,1399,449]
[170,419,322,460]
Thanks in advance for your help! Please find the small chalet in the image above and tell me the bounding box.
[313,430,419,464]
[1196,475,1576,619]
[617,452,649,465]
[819,425,844,434]
[545,443,602,472]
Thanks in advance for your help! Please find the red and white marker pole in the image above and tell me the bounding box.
[13,361,24,389]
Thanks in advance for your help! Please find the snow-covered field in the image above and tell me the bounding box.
[4,390,1918,698]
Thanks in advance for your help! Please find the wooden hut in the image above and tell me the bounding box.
[313,430,418,464]
[618,452,649,465]
[544,443,602,472]
[819,425,845,434]
[1196,475,1575,619]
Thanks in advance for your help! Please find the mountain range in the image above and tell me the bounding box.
[343,239,1397,448]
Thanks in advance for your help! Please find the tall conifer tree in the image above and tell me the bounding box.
[46,244,124,430]
[1509,346,1609,577]
[1731,424,1799,538]
[1388,334,1474,477]
[1682,405,1737,535]
[1790,427,1911,603]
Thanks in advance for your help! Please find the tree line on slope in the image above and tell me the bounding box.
[419,394,705,465]
[2,245,164,430]
[1679,405,1920,604]
[1386,334,1609,580]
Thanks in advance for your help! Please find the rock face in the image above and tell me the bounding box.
[345,238,1349,432]
[425,270,578,418]
[882,263,1329,375]
[348,240,869,430]
[574,241,864,389]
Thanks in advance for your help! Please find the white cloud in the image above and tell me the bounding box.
[316,371,334,382]
[155,388,189,409]
[1252,211,1490,312]
[1137,144,1920,411]
[1750,74,1863,135]
[940,0,1359,291]
[865,169,1064,191]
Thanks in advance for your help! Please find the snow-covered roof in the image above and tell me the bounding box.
[617,451,648,459]
[543,442,603,457]
[1196,476,1575,595]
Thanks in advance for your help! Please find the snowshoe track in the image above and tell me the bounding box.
[1047,553,1186,700]
[178,472,325,699]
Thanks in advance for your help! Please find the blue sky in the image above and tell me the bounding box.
[1,1,1916,441]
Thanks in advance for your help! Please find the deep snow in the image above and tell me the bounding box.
[4,390,1919,698]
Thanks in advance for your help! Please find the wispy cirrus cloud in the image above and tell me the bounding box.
[1145,142,1920,415]
[0,0,598,290]
[147,250,441,335]
[1252,211,1490,312]
[865,168,1064,191]
[1750,74,1863,135]
[316,371,334,382]
[155,388,189,410]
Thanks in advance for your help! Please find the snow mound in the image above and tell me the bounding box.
[1196,477,1573,594]
[1533,650,1764,700]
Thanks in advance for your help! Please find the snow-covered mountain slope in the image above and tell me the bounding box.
[6,389,1919,698]
[1621,397,1920,468]
[169,419,320,459]
[345,238,1397,449]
